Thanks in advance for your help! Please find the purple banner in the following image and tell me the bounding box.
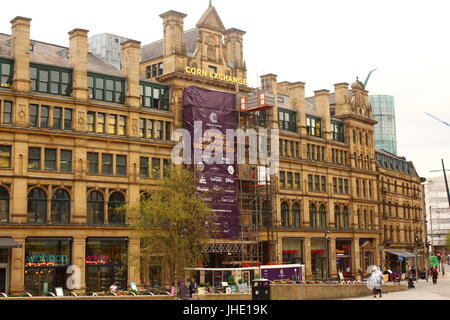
[182,86,239,240]
[260,265,303,282]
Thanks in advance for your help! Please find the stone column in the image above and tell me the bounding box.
[304,238,312,281]
[128,238,141,289]
[9,236,26,295]
[72,237,86,295]
[329,237,337,278]
[352,237,361,276]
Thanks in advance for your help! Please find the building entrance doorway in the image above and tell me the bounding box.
[0,268,6,293]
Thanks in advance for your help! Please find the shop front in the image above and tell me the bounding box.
[24,238,71,296]
[336,240,352,278]
[360,239,376,273]
[311,239,327,280]
[85,238,128,294]
[0,237,21,295]
[282,238,304,265]
[386,251,416,273]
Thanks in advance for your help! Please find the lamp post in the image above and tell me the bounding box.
[325,231,330,280]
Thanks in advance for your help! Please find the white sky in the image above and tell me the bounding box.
[2,0,450,178]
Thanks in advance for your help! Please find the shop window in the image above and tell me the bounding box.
[87,191,104,225]
[51,189,70,224]
[109,192,125,225]
[336,240,352,277]
[311,239,326,280]
[27,188,47,224]
[282,239,304,265]
[0,186,9,223]
[24,238,71,296]
[85,238,128,294]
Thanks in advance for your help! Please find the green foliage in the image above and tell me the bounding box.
[128,165,217,287]
[227,275,236,285]
[446,232,450,251]
[254,274,261,280]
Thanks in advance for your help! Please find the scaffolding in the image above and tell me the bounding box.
[203,90,279,268]
[236,91,279,266]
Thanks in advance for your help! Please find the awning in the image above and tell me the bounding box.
[0,238,22,249]
[386,251,416,258]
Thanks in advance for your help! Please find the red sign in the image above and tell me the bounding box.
[240,97,248,111]
[311,250,325,255]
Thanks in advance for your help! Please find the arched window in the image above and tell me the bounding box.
[319,205,326,228]
[292,202,301,228]
[28,188,47,224]
[262,201,270,227]
[281,202,289,228]
[87,191,104,225]
[310,204,317,229]
[335,206,341,229]
[109,192,126,225]
[51,189,70,224]
[0,187,9,223]
[343,206,349,229]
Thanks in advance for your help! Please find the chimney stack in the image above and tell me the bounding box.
[314,90,331,140]
[120,40,141,109]
[11,16,31,92]
[69,29,89,100]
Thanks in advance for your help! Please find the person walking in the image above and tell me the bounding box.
[431,267,439,285]
[368,267,384,298]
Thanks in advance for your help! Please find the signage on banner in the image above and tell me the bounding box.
[25,255,69,267]
[240,97,248,111]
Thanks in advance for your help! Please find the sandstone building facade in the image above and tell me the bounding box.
[0,4,427,295]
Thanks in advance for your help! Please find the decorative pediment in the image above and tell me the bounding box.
[196,6,226,33]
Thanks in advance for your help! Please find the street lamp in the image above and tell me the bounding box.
[325,231,330,280]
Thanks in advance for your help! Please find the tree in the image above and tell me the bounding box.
[128,165,216,290]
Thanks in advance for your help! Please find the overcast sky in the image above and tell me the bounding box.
[1,0,449,178]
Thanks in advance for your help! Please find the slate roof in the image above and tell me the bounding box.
[0,33,123,77]
[141,28,199,63]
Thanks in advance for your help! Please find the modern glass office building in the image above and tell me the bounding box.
[369,95,398,155]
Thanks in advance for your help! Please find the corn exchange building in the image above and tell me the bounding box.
[0,4,426,295]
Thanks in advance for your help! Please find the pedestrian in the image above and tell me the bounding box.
[188,280,197,298]
[109,282,118,294]
[442,265,445,278]
[368,267,384,298]
[406,268,415,289]
[431,267,439,285]
[411,266,417,281]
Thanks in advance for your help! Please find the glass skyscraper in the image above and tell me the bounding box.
[369,95,398,155]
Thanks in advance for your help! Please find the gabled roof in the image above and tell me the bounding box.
[0,33,122,77]
[196,5,226,33]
